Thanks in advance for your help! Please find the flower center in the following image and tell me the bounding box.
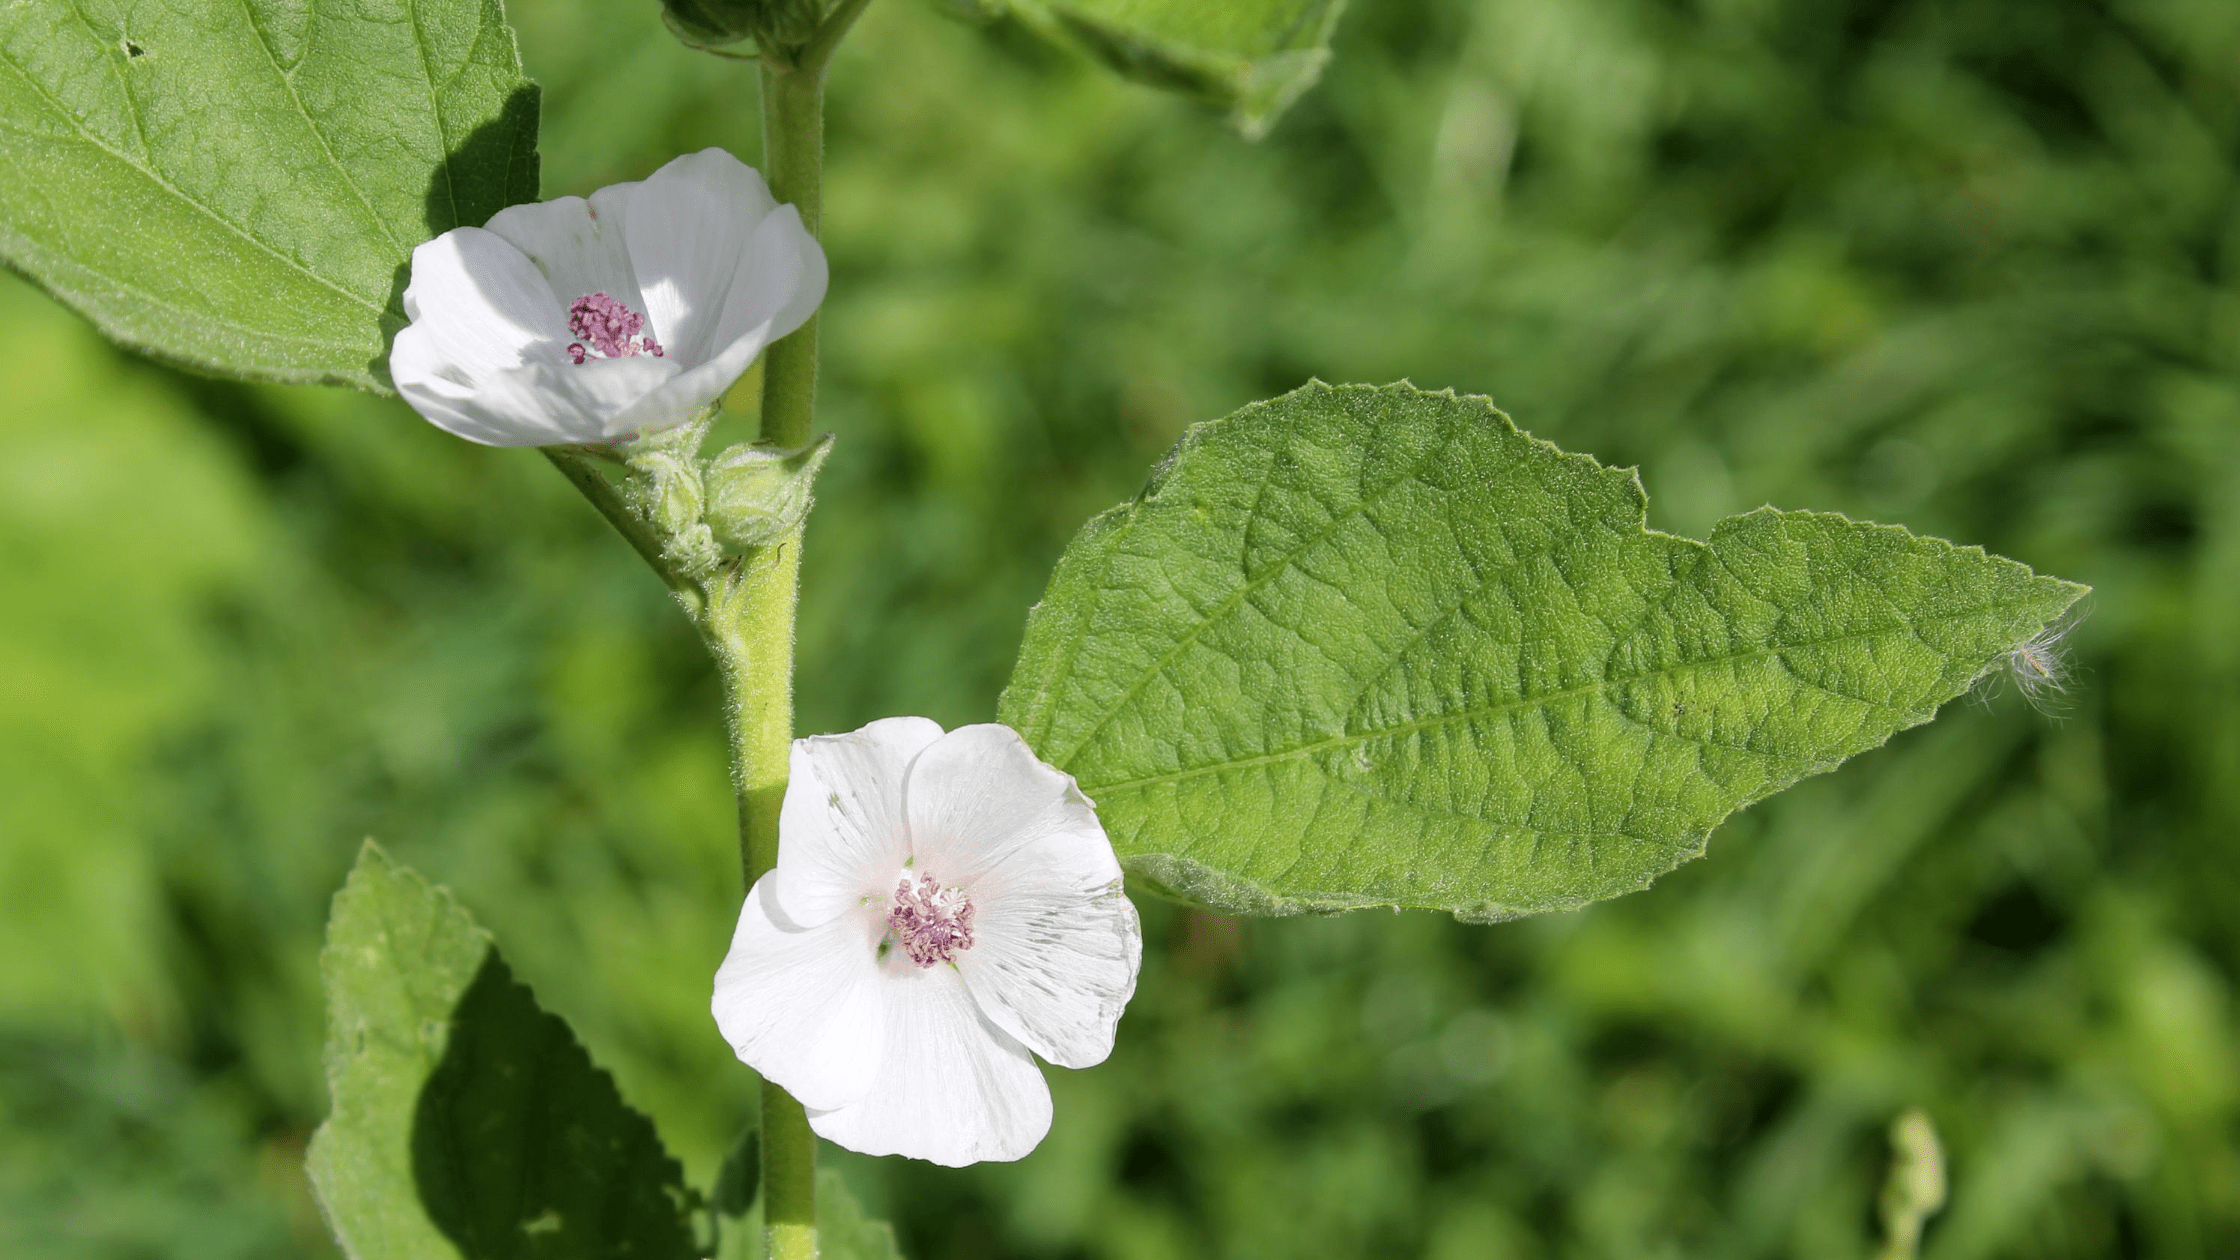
[565,292,664,364]
[887,873,975,967]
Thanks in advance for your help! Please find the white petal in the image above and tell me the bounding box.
[394,228,566,386]
[390,326,527,446]
[622,148,781,367]
[481,183,645,315]
[600,317,770,439]
[905,724,1113,889]
[711,875,886,1111]
[545,353,685,436]
[958,872,1141,1070]
[399,353,675,448]
[806,963,1052,1167]
[775,717,946,927]
[705,204,827,356]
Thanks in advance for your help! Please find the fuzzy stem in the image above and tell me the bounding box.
[547,18,851,1260]
[743,50,832,1260]
[758,63,823,451]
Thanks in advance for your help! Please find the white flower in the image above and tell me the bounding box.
[712,719,1143,1166]
[390,148,826,447]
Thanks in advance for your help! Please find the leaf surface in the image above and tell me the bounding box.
[307,842,695,1259]
[0,0,539,390]
[1000,382,2087,920]
[981,0,1345,137]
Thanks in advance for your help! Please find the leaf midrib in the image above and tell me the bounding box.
[1071,609,1996,798]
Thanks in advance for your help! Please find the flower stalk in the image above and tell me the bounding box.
[733,29,845,1260]
[530,5,870,1254]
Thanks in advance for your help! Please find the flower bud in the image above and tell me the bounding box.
[703,434,833,550]
[660,0,824,51]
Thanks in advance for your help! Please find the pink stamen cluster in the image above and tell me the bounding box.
[565,292,663,364]
[888,873,975,967]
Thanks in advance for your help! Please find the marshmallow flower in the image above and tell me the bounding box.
[390,148,826,446]
[713,719,1143,1166]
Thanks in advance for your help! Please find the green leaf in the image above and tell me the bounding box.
[306,842,696,1259]
[719,1166,904,1260]
[999,382,2088,921]
[0,0,539,391]
[973,0,1346,138]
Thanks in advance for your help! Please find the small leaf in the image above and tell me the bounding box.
[972,0,1347,138]
[1000,382,2088,921]
[307,842,695,1259]
[0,0,539,390]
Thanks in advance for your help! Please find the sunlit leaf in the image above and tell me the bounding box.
[307,842,695,1259]
[0,0,539,390]
[1001,382,2088,920]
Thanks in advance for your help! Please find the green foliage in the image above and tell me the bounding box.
[970,0,1345,137]
[1004,381,2083,919]
[0,0,539,391]
[0,0,2236,1257]
[308,843,696,1259]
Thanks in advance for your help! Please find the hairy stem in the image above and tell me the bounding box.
[542,448,686,595]
[742,51,833,1260]
[549,20,853,1260]
[758,63,823,451]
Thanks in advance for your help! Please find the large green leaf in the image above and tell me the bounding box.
[0,0,539,391]
[1000,382,2087,921]
[307,842,695,1259]
[975,0,1345,138]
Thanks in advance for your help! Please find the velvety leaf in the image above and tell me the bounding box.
[0,0,539,390]
[306,842,695,1259]
[1000,382,2088,920]
[974,0,1346,138]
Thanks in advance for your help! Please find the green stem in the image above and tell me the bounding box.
[551,14,861,1258]
[542,448,687,595]
[758,63,823,451]
[740,49,837,1260]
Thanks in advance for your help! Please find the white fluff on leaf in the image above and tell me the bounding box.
[713,719,1144,1166]
[389,148,826,446]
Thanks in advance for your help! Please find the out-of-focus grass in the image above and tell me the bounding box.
[1,0,2235,1256]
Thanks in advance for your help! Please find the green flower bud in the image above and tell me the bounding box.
[659,0,824,51]
[703,434,833,550]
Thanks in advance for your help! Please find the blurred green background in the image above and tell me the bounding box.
[3,0,2236,1255]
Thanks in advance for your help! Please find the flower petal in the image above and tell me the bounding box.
[396,352,676,447]
[711,875,886,1111]
[958,871,1140,1070]
[623,148,780,367]
[904,724,1110,889]
[705,204,827,356]
[544,354,684,435]
[481,183,645,315]
[395,228,567,380]
[806,963,1052,1166]
[599,316,769,438]
[776,717,946,927]
[901,724,1139,1068]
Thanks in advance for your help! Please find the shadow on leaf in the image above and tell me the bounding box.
[410,948,696,1259]
[376,84,544,388]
